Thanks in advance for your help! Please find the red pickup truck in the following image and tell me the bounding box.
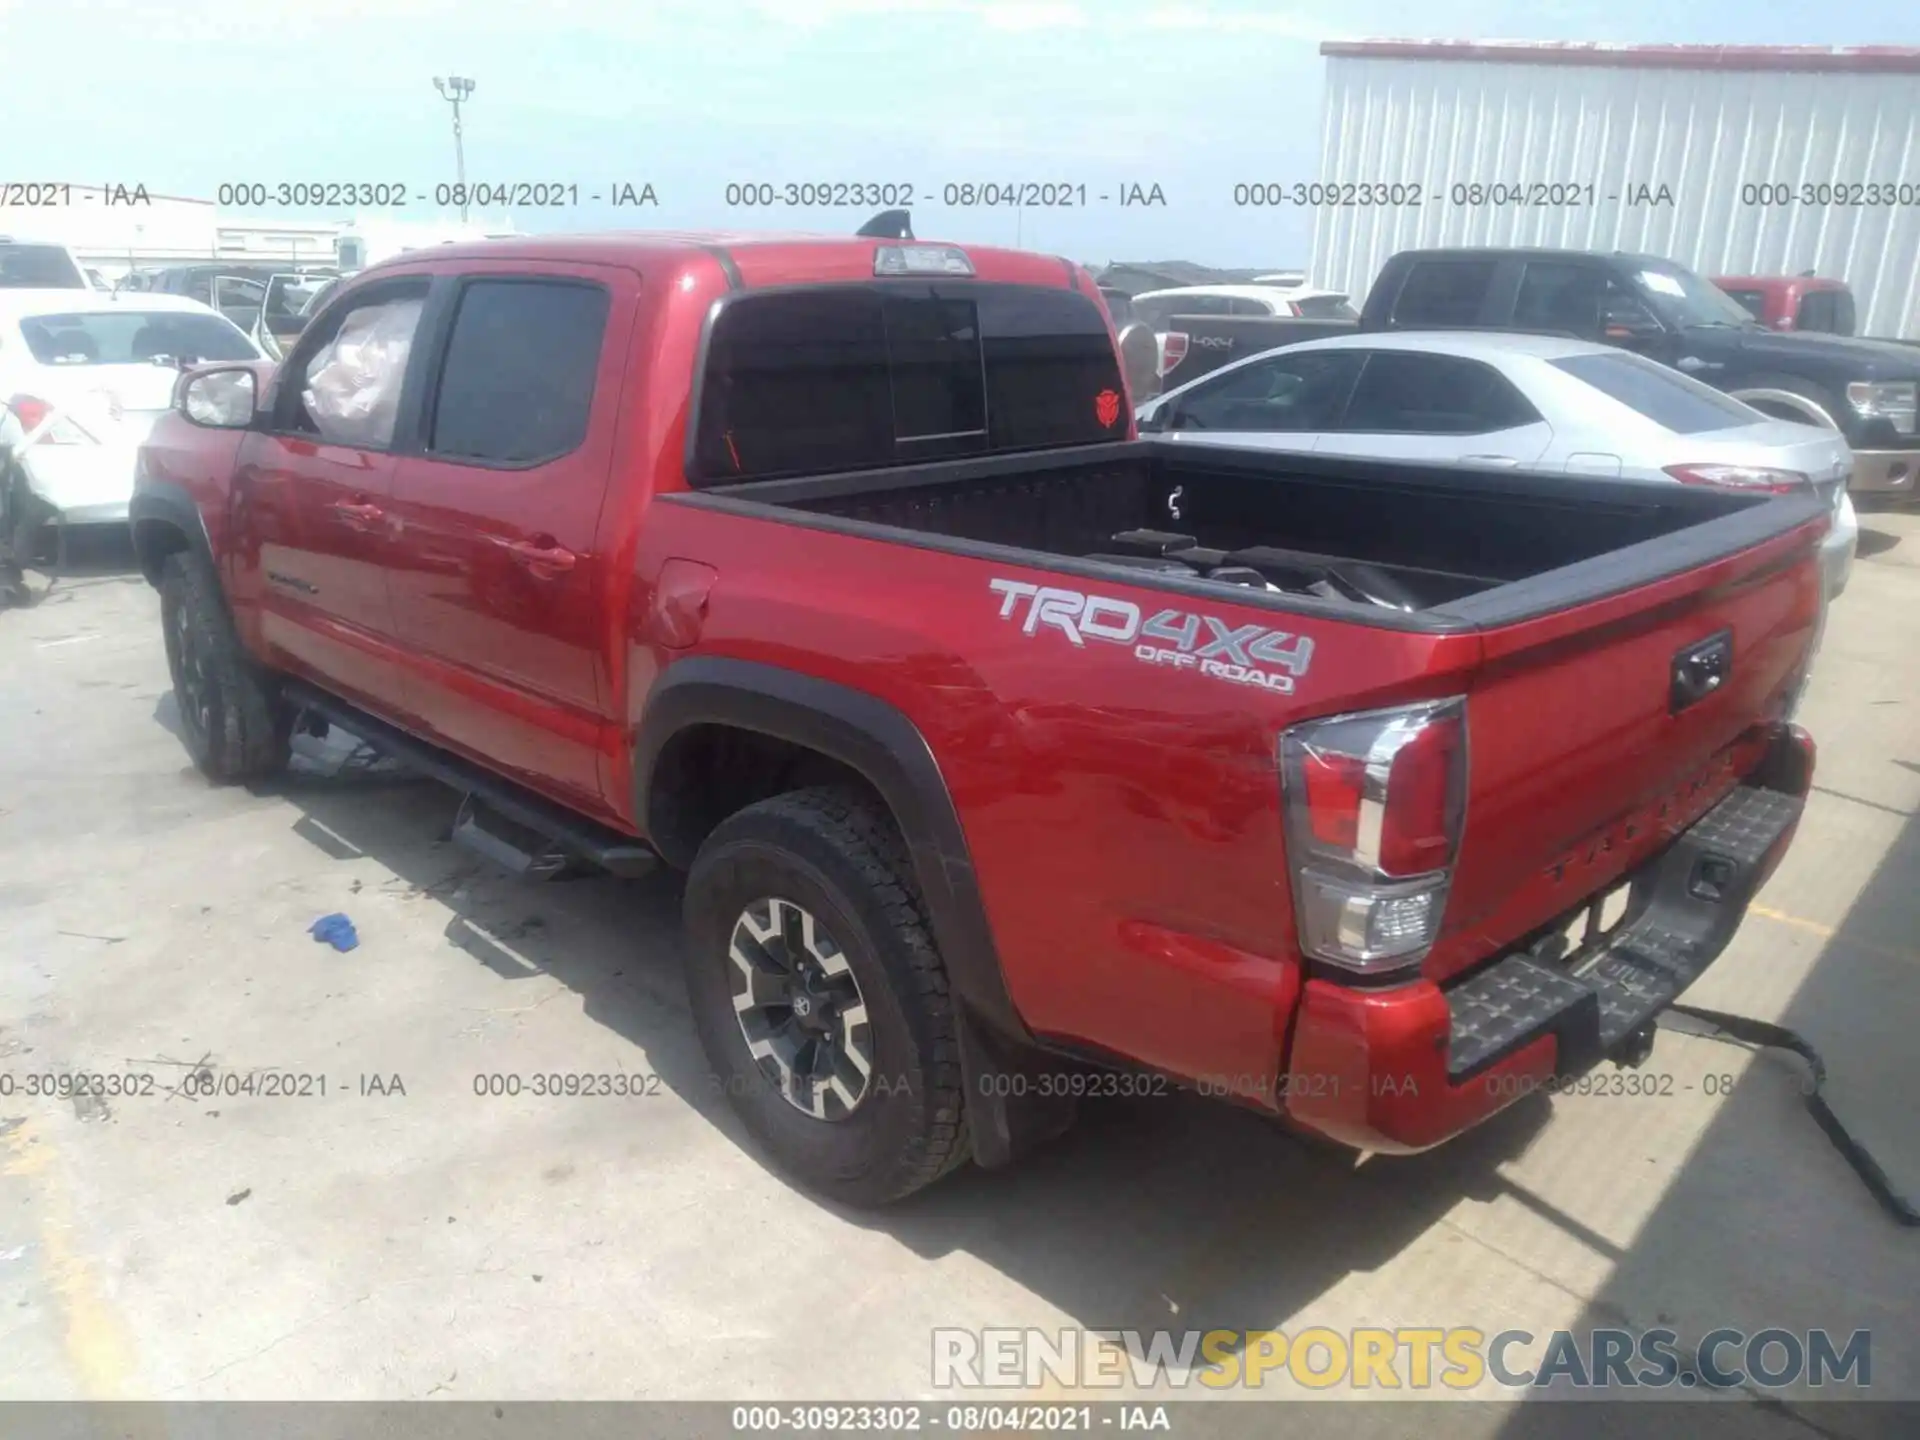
[130,232,1825,1206]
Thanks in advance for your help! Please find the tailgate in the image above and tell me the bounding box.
[1426,499,1826,984]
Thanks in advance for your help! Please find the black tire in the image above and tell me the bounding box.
[158,550,291,783]
[683,786,970,1206]
[5,484,49,575]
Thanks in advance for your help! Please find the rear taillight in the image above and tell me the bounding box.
[1280,698,1468,975]
[1664,463,1807,495]
[1158,331,1189,378]
[5,393,87,445]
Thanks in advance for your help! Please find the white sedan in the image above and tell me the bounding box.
[1,289,262,565]
[1138,330,1858,598]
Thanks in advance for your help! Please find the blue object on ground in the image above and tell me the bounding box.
[309,913,359,952]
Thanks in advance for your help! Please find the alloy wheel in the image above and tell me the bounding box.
[728,897,874,1120]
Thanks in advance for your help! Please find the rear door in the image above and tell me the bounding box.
[1310,350,1554,466]
[385,264,634,812]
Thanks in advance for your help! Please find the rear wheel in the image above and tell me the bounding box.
[159,550,291,783]
[683,787,970,1206]
[1729,375,1843,430]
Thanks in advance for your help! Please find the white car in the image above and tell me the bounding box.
[1138,330,1858,599]
[1,290,262,555]
[0,239,96,291]
[1129,283,1359,381]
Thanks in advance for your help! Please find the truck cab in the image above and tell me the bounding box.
[1713,275,1857,335]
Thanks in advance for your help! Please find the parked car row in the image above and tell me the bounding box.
[1139,330,1857,599]
[0,286,266,595]
[1096,241,1920,611]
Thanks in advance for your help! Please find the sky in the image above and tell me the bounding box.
[7,0,1919,268]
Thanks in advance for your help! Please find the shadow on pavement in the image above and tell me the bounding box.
[1496,801,1920,1439]
[1854,526,1902,561]
[233,721,1578,1361]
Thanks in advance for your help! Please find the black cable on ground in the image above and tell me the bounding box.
[1664,1003,1919,1227]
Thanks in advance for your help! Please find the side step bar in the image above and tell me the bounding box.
[283,682,658,880]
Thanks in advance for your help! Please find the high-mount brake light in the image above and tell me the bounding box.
[1279,698,1468,975]
[874,245,974,277]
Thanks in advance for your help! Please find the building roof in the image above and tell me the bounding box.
[1319,41,1920,74]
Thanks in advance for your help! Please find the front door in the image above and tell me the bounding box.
[385,266,634,813]
[235,275,432,715]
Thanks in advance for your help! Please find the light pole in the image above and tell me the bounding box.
[433,76,476,223]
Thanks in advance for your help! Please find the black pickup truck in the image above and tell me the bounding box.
[1152,248,1920,502]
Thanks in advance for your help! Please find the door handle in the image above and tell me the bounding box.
[1670,629,1733,714]
[505,537,577,576]
[330,498,384,529]
[1461,454,1521,467]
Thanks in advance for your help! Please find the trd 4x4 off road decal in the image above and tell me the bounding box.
[988,579,1313,695]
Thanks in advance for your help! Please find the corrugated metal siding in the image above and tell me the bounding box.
[1311,57,1920,338]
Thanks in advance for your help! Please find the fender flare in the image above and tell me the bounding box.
[632,656,1029,1047]
[128,481,217,586]
[1726,385,1841,431]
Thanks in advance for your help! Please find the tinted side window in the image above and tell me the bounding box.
[693,283,1123,482]
[429,280,610,465]
[1389,260,1496,326]
[1514,262,1608,335]
[1722,289,1768,322]
[1549,351,1759,434]
[1341,352,1541,434]
[1172,351,1363,433]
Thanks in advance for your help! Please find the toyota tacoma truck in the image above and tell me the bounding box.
[130,231,1825,1206]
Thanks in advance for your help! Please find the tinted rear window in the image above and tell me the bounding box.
[18,310,257,365]
[693,283,1125,482]
[1721,289,1767,321]
[1,244,88,289]
[1797,288,1854,335]
[1550,351,1759,434]
[1293,295,1358,320]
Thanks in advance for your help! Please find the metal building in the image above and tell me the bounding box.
[1309,42,1920,338]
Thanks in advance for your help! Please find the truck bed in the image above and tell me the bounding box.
[689,440,1824,628]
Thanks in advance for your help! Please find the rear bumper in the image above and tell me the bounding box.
[1282,724,1814,1153]
[1846,449,1917,496]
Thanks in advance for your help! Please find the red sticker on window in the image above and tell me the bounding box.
[1095,388,1121,428]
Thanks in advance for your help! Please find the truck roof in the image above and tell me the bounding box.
[361,232,1089,290]
[1390,247,1679,267]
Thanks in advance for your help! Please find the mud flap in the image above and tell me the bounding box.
[956,1005,1077,1169]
